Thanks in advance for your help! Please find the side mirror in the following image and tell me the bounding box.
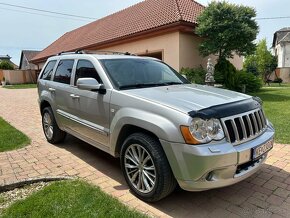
[77,78,105,93]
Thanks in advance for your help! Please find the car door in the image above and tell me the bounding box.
[68,59,111,150]
[49,59,76,129]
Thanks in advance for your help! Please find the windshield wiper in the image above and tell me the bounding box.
[162,82,183,85]
[119,83,160,90]
[119,82,183,90]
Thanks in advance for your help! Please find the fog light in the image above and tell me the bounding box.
[206,171,214,181]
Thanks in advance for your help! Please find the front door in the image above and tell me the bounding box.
[69,59,111,149]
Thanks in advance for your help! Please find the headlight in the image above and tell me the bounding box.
[181,118,225,144]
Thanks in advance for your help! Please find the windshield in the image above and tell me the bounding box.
[100,58,189,90]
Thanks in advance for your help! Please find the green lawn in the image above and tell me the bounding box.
[4,84,37,89]
[252,85,290,144]
[263,83,290,88]
[1,180,147,218]
[0,117,30,152]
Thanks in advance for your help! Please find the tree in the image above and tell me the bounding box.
[244,39,277,81]
[0,60,14,70]
[196,1,259,60]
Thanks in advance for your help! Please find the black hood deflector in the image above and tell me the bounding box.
[188,98,261,119]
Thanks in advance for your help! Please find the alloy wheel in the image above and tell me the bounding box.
[124,144,156,193]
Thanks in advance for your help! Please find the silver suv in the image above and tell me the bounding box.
[37,51,274,202]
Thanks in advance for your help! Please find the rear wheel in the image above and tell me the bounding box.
[42,107,66,144]
[120,133,176,202]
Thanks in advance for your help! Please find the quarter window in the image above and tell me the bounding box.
[41,60,56,80]
[75,60,102,85]
[53,60,74,84]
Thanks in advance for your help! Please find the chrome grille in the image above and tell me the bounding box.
[221,109,267,145]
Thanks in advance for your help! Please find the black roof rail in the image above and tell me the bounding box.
[57,50,85,56]
[80,50,136,56]
[57,50,136,56]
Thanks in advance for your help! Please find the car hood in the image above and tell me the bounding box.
[123,84,251,113]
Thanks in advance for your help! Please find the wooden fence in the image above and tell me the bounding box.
[0,70,39,84]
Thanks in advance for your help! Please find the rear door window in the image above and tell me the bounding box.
[53,60,74,85]
[41,60,56,80]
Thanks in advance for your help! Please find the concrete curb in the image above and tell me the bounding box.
[0,176,75,192]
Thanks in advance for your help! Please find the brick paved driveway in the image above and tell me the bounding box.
[0,87,290,217]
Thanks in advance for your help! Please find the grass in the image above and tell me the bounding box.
[0,117,30,152]
[1,180,147,218]
[263,83,290,87]
[0,196,5,204]
[251,85,290,144]
[4,84,37,89]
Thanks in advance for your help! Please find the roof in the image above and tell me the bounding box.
[32,0,204,62]
[0,55,11,60]
[272,27,290,47]
[19,50,40,69]
[22,50,40,61]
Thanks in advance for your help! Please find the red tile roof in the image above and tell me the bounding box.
[33,0,204,62]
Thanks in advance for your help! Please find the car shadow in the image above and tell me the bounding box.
[59,135,290,217]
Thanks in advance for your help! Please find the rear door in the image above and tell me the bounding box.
[49,59,76,129]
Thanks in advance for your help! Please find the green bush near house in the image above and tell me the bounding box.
[214,58,236,88]
[233,71,263,93]
[0,61,14,70]
[1,180,147,218]
[0,117,30,152]
[180,67,206,84]
[214,59,262,93]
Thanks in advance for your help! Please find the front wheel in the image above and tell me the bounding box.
[42,107,66,144]
[120,133,176,202]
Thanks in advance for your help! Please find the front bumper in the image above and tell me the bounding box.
[160,124,275,191]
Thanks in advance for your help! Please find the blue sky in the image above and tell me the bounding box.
[0,0,289,65]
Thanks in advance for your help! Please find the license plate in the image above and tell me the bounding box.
[252,139,274,159]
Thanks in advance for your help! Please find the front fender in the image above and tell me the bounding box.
[110,107,185,154]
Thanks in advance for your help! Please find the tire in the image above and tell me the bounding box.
[42,107,66,144]
[120,133,177,202]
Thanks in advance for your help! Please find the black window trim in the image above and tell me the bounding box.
[40,60,57,81]
[73,59,102,87]
[52,59,75,85]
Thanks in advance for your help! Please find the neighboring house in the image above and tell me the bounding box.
[272,27,290,82]
[32,0,242,71]
[19,50,40,70]
[0,55,18,69]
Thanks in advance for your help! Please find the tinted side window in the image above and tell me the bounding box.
[53,60,74,85]
[41,60,56,80]
[75,60,102,85]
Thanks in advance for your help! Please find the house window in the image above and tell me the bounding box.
[53,60,74,85]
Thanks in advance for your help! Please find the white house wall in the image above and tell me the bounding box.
[284,43,290,67]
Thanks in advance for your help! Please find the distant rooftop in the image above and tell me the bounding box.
[21,50,40,61]
[272,27,290,47]
[0,55,11,60]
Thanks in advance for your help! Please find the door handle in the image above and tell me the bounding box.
[70,94,80,99]
[48,88,56,93]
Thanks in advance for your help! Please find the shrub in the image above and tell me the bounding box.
[214,58,237,89]
[233,70,263,93]
[0,61,14,70]
[214,59,262,93]
[180,67,206,84]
